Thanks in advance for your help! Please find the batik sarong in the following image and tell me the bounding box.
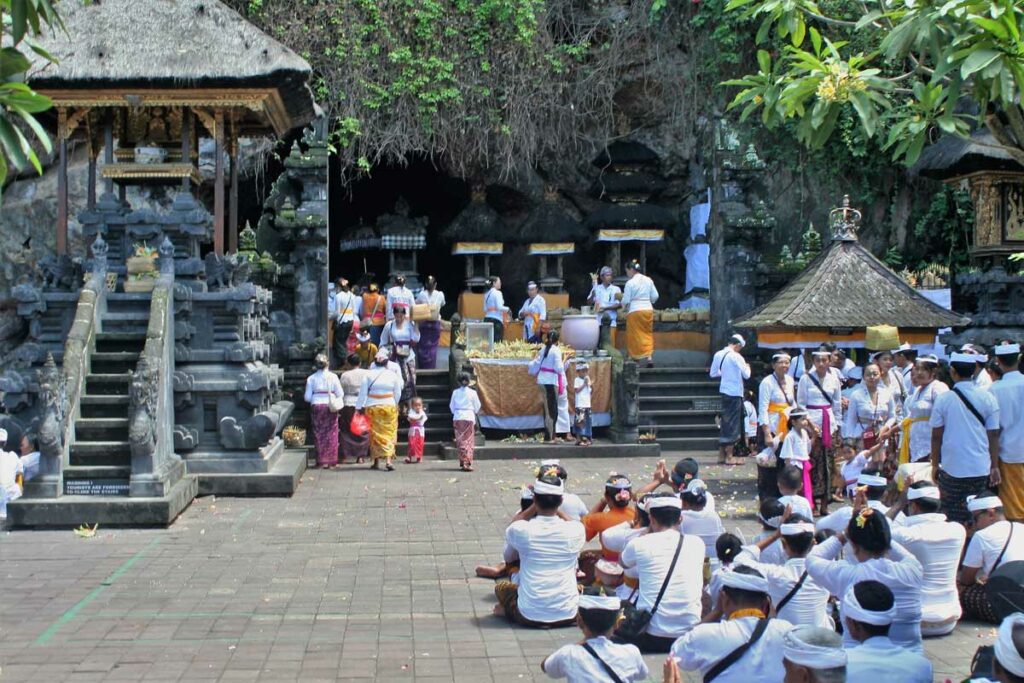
[366,404,398,462]
[417,320,442,369]
[339,405,368,461]
[311,403,339,467]
[454,419,476,466]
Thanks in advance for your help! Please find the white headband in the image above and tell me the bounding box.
[540,459,560,467]
[607,477,632,491]
[951,352,978,363]
[533,479,564,496]
[758,513,783,529]
[684,479,707,495]
[967,495,1003,512]
[783,627,848,669]
[578,594,623,612]
[857,473,887,487]
[892,343,912,353]
[772,352,791,361]
[996,343,1021,356]
[647,496,682,510]
[842,584,895,626]
[811,350,831,357]
[520,486,534,500]
[781,522,815,536]
[917,354,939,366]
[595,559,624,576]
[730,334,745,347]
[907,486,940,501]
[720,569,769,594]
[997,613,1024,677]
[787,408,808,419]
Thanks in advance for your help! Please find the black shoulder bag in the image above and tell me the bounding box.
[952,387,987,426]
[581,643,626,683]
[806,372,834,406]
[614,535,683,641]
[703,618,771,683]
[773,571,808,614]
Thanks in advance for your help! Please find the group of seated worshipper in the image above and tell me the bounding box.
[474,454,1024,682]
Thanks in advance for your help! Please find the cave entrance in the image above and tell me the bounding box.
[329,154,470,317]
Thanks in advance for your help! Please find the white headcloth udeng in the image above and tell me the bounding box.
[781,522,815,536]
[907,486,940,501]
[841,584,895,626]
[578,594,623,612]
[967,494,1003,512]
[646,496,682,510]
[783,626,848,669]
[996,613,1024,677]
[719,569,768,594]
[533,479,564,495]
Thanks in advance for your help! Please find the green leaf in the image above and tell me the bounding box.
[757,49,772,74]
[855,10,883,30]
[850,91,877,138]
[960,48,1001,77]
[0,48,32,80]
[0,117,30,170]
[0,153,7,189]
[14,109,51,155]
[809,26,821,56]
[970,16,1010,40]
[11,0,28,44]
[791,17,806,47]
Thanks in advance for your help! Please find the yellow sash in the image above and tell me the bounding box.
[526,312,541,337]
[768,403,790,437]
[623,575,639,589]
[898,416,928,464]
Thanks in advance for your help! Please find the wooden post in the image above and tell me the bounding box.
[213,109,225,255]
[181,108,190,193]
[640,242,647,274]
[56,108,68,255]
[228,123,239,253]
[117,110,126,203]
[87,150,97,211]
[709,116,728,349]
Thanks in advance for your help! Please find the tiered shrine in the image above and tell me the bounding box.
[0,0,323,526]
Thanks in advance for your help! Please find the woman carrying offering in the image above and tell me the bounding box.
[304,354,343,469]
[415,275,445,369]
[356,349,403,471]
[380,305,421,409]
[339,353,369,464]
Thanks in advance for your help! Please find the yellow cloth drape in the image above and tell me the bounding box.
[366,404,398,461]
[525,312,541,339]
[898,416,928,465]
[1000,462,1024,521]
[768,403,790,438]
[623,576,639,590]
[626,310,655,360]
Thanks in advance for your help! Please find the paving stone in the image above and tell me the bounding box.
[0,452,989,681]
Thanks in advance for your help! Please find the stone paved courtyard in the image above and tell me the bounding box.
[0,452,992,681]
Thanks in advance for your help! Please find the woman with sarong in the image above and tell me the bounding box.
[361,283,387,346]
[842,363,898,494]
[356,349,403,471]
[894,355,947,488]
[797,348,843,514]
[619,259,659,367]
[380,306,421,409]
[415,276,445,369]
[533,330,566,443]
[303,354,342,469]
[757,351,796,500]
[339,353,369,464]
[449,372,482,471]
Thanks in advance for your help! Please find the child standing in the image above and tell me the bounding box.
[405,396,427,464]
[740,387,758,457]
[541,593,649,682]
[573,361,593,446]
[779,408,814,505]
[449,372,482,472]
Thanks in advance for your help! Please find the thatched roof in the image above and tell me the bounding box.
[915,130,1024,180]
[29,0,315,130]
[734,238,969,329]
[585,203,676,231]
[593,141,660,168]
[441,195,505,242]
[516,199,587,243]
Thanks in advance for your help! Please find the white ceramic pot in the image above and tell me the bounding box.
[560,315,599,351]
[134,145,167,164]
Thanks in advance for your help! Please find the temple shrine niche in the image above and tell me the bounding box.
[0,0,323,526]
[917,131,1024,347]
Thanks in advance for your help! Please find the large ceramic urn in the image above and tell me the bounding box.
[559,315,599,351]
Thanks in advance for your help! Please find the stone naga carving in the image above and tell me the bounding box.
[204,252,252,290]
[128,355,158,463]
[158,236,176,277]
[38,254,83,291]
[36,353,65,464]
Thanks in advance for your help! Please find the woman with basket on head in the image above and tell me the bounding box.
[339,353,370,464]
[304,354,343,469]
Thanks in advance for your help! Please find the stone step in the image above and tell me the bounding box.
[95,333,146,353]
[85,373,130,395]
[75,417,130,440]
[639,367,711,380]
[654,436,721,451]
[637,410,720,427]
[638,395,723,408]
[639,380,720,392]
[70,440,131,466]
[103,323,148,336]
[107,292,154,303]
[103,311,150,322]
[80,394,130,418]
[90,351,141,374]
[64,465,132,480]
[638,423,720,437]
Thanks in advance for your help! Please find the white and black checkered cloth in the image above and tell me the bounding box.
[380,233,426,250]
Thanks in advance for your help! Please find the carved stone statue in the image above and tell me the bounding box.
[37,254,82,290]
[36,354,65,464]
[128,355,158,462]
[204,252,252,290]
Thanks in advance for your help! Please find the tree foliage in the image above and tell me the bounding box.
[228,0,688,176]
[0,0,61,193]
[722,0,1024,165]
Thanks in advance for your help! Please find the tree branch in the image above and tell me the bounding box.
[984,113,1024,166]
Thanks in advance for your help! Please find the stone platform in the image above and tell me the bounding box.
[195,448,307,497]
[439,439,660,461]
[6,475,197,528]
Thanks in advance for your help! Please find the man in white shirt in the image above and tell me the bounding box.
[333,279,357,367]
[992,342,1024,521]
[892,343,918,390]
[816,470,899,534]
[0,428,24,520]
[671,565,793,682]
[960,494,1024,624]
[888,482,966,636]
[781,625,847,683]
[930,352,1001,524]
[541,593,648,682]
[963,343,995,388]
[986,613,1024,683]
[518,281,547,343]
[494,475,586,627]
[618,493,704,652]
[588,266,622,329]
[843,580,932,683]
[710,333,751,466]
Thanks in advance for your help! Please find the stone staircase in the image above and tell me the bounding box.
[397,369,453,456]
[65,293,152,495]
[638,365,721,452]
